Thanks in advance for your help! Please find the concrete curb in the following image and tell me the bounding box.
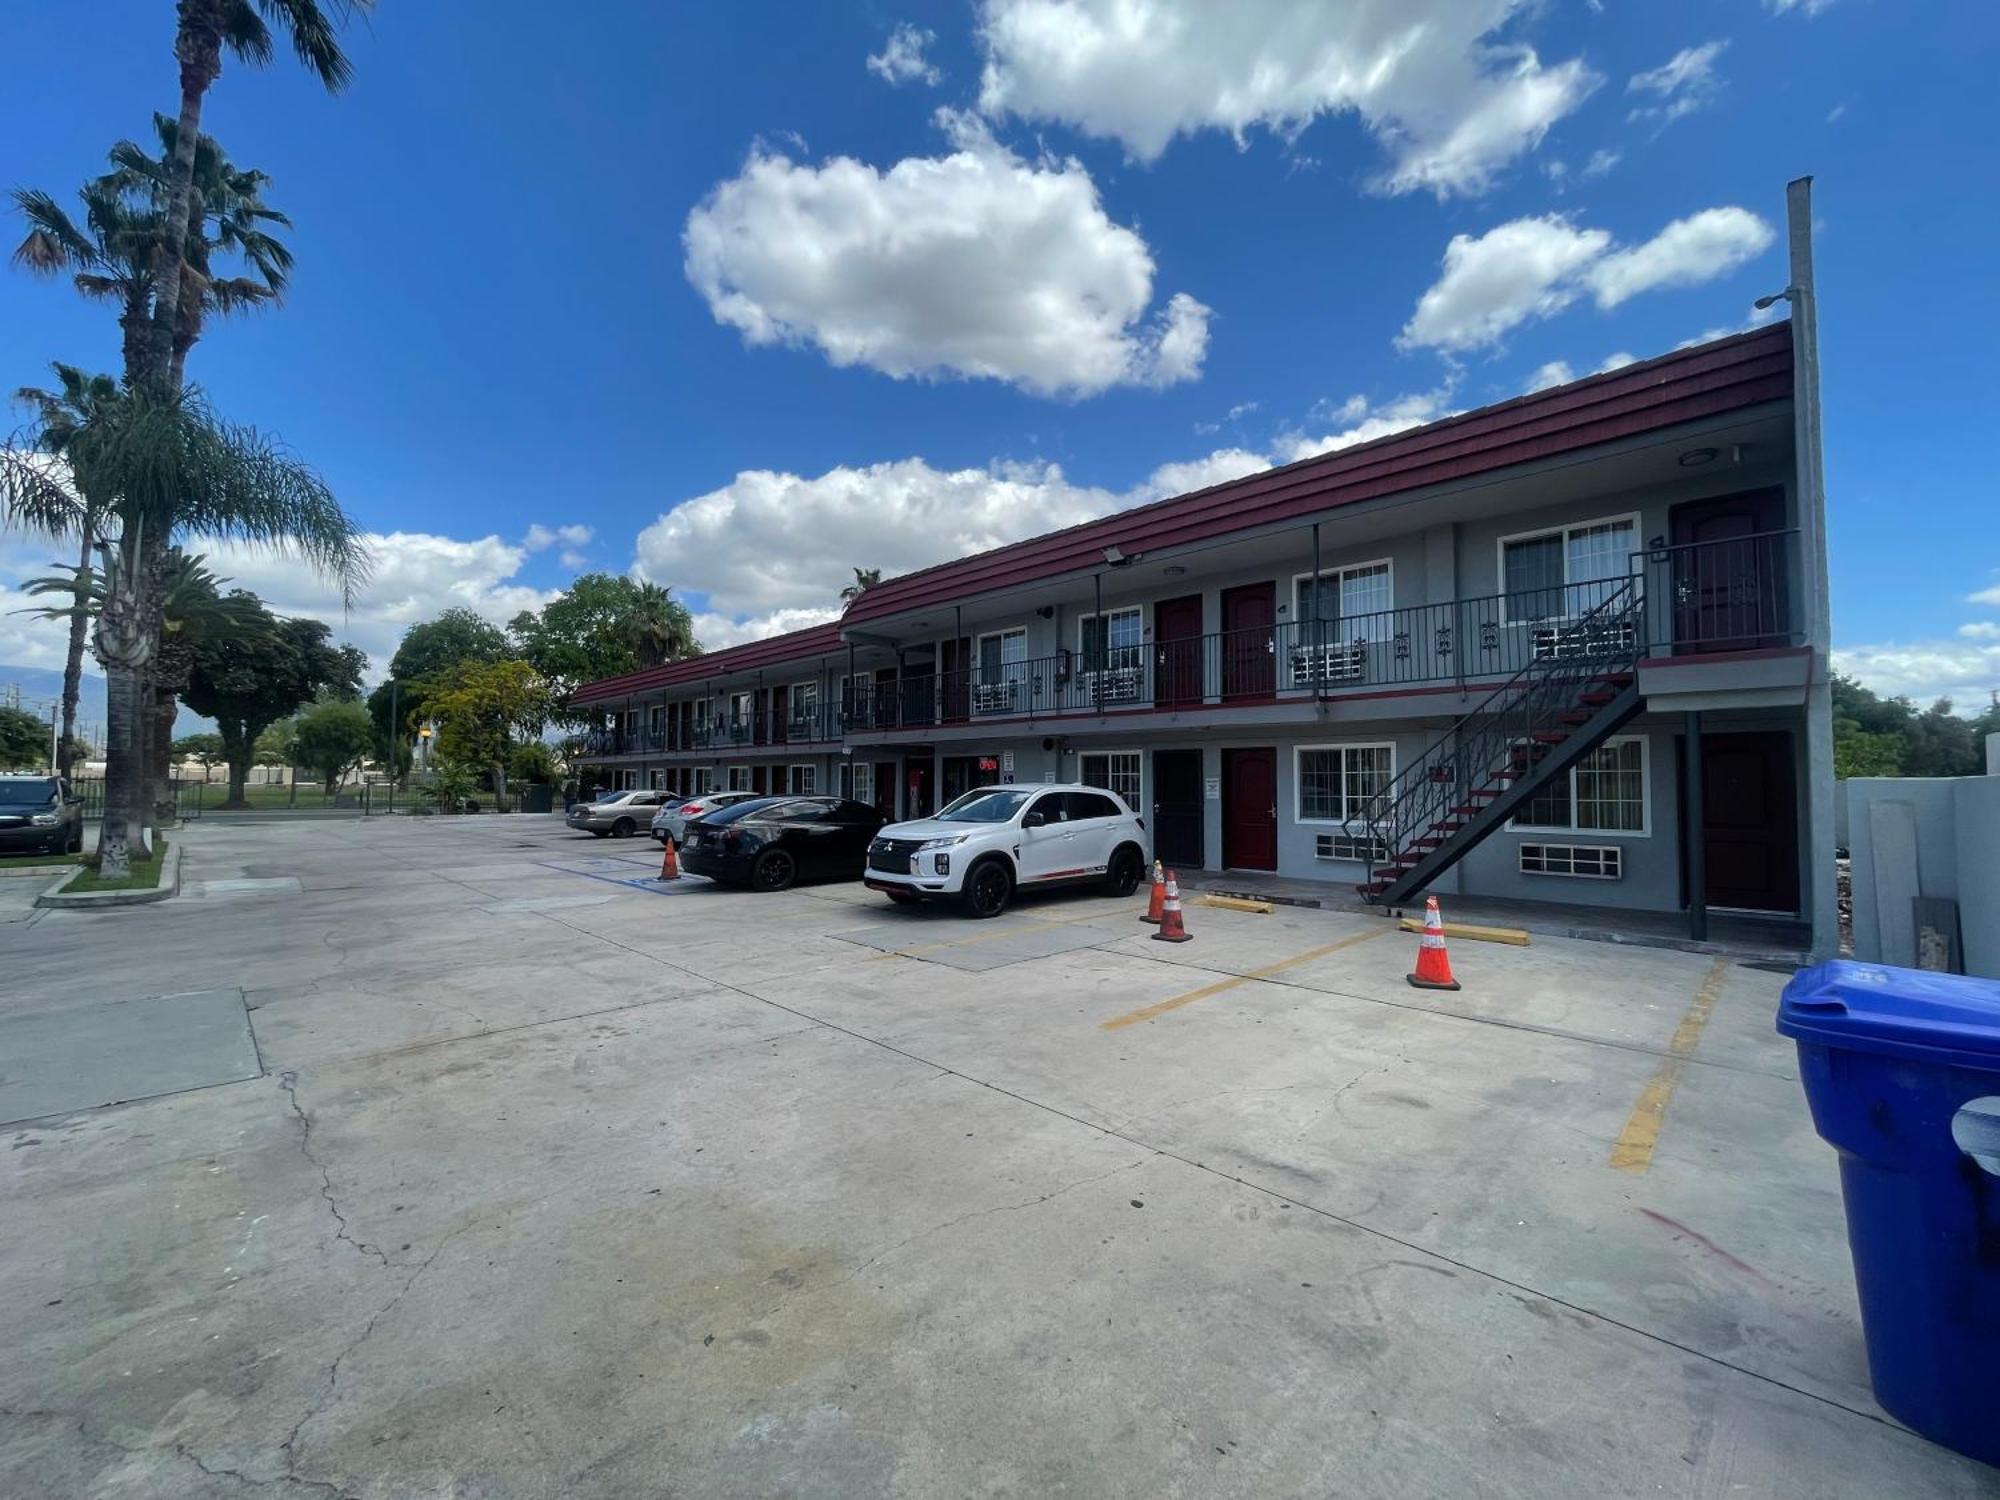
[36,842,183,910]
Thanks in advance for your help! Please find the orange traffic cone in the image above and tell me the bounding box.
[1152,870,1192,943]
[1140,858,1166,924]
[657,837,680,881]
[1406,895,1460,991]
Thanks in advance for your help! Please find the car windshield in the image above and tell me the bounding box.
[934,788,1033,823]
[0,777,56,802]
[699,797,787,826]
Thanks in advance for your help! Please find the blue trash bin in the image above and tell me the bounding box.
[1778,959,2000,1467]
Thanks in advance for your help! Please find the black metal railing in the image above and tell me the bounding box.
[1344,579,1646,899]
[568,532,1798,751]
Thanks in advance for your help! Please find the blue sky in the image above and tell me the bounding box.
[2,0,1996,709]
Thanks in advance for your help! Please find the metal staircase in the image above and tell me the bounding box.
[1346,580,1646,907]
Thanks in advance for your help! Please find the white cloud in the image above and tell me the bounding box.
[1833,640,2000,708]
[1970,584,2000,607]
[523,522,592,552]
[1958,622,2000,641]
[868,22,943,86]
[1276,389,1456,462]
[1627,40,1727,130]
[1400,206,1775,351]
[1767,0,1836,15]
[194,531,557,681]
[1399,216,1610,352]
[1586,207,1774,308]
[1522,360,1574,393]
[1596,350,1638,372]
[682,115,1211,397]
[1582,148,1621,178]
[974,0,1599,198]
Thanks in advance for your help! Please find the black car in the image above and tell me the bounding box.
[679,796,885,891]
[0,775,84,856]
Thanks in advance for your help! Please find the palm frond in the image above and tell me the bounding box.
[9,189,97,273]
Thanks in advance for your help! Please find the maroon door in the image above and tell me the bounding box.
[1669,488,1787,653]
[1222,747,1278,871]
[1220,582,1276,698]
[1155,594,1203,706]
[1700,731,1799,913]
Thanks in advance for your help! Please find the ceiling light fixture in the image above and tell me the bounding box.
[1678,447,1719,468]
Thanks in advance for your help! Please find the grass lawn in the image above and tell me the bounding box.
[63,839,169,894]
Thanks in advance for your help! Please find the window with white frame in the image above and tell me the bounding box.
[788,764,816,794]
[648,769,665,790]
[1078,607,1143,672]
[1295,743,1394,825]
[1080,751,1141,808]
[852,761,874,806]
[619,769,639,790]
[1512,736,1649,834]
[791,680,818,726]
[694,766,715,795]
[729,690,753,727]
[1500,515,1637,622]
[725,765,750,791]
[977,628,1028,683]
[1296,561,1393,639]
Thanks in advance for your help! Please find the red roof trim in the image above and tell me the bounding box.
[844,324,1793,626]
[571,620,844,704]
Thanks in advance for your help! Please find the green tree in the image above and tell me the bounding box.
[375,607,512,732]
[291,698,374,794]
[429,659,549,809]
[173,731,226,777]
[1833,731,1902,780]
[509,574,702,718]
[507,739,556,785]
[840,566,883,604]
[183,596,358,807]
[144,0,371,385]
[0,706,51,770]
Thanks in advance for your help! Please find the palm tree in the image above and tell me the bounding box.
[13,118,292,388]
[1,379,368,877]
[626,582,699,668]
[840,567,883,604]
[10,367,121,779]
[145,0,370,384]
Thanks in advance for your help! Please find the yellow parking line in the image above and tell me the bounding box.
[1099,926,1394,1031]
[864,906,1124,962]
[1609,957,1732,1174]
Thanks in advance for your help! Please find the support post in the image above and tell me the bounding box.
[1685,711,1707,943]
[1787,176,1839,960]
[1311,521,1322,699]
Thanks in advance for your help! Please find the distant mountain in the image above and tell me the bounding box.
[1,663,212,745]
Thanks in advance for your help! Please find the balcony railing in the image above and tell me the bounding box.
[571,532,1799,752]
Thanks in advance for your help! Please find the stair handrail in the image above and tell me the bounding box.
[1343,579,1644,880]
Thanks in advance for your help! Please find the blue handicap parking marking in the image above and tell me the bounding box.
[531,858,703,895]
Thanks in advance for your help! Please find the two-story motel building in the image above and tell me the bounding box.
[572,187,1836,956]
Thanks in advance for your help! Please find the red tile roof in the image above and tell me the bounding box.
[571,620,844,704]
[844,322,1793,626]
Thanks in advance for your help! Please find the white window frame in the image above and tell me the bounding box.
[788,764,816,794]
[693,766,715,795]
[852,761,874,806]
[1076,606,1145,670]
[1508,734,1651,837]
[1079,750,1142,809]
[791,679,819,718]
[725,765,750,792]
[1291,558,1395,635]
[1293,742,1396,827]
[619,769,640,790]
[1495,511,1640,626]
[647,769,665,790]
[976,627,1029,684]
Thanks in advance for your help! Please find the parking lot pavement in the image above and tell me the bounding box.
[3,815,1996,1499]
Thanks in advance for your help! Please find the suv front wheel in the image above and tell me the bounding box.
[959,857,1014,919]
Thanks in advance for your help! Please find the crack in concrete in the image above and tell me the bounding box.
[276,1072,388,1269]
[1,1405,358,1498]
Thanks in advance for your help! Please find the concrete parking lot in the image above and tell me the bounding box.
[2,815,1993,1498]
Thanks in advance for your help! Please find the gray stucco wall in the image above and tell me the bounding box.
[1846,775,2000,978]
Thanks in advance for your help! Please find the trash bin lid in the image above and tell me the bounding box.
[1778,960,2000,1066]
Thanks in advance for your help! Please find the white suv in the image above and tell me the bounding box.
[864,783,1149,918]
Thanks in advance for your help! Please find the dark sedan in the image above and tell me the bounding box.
[679,796,885,891]
[0,775,84,856]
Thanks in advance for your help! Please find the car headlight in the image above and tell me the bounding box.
[917,834,970,852]
[30,813,59,827]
